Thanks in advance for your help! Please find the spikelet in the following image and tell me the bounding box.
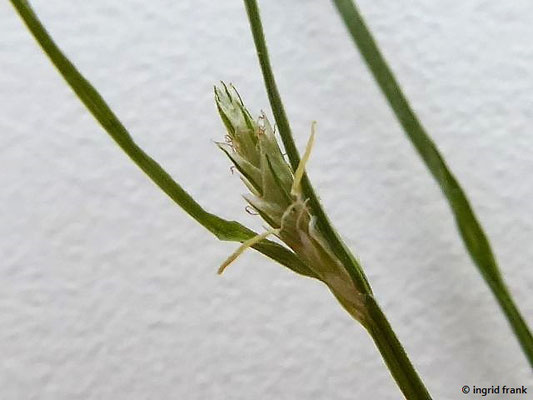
[214,83,365,321]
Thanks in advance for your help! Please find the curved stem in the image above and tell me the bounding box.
[9,0,316,279]
[332,0,533,367]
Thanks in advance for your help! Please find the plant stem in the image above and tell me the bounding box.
[332,0,533,367]
[243,1,433,398]
[331,291,432,399]
[243,0,371,296]
[489,278,533,362]
[365,296,432,400]
[9,0,316,279]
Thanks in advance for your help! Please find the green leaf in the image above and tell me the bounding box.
[9,0,317,280]
[332,0,533,366]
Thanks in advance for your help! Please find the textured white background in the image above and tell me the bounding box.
[1,1,532,399]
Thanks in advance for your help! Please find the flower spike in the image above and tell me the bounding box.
[215,83,362,321]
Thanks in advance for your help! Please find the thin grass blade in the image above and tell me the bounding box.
[332,0,533,366]
[9,0,316,279]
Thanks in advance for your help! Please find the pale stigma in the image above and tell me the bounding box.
[218,228,281,274]
[291,122,316,197]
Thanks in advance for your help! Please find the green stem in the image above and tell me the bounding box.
[9,0,317,280]
[332,0,533,367]
[243,0,371,295]
[332,290,432,399]
[243,1,433,398]
[365,296,432,400]
[489,279,533,363]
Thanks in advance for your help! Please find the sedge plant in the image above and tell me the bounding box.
[10,0,433,398]
[12,0,529,398]
[213,83,433,398]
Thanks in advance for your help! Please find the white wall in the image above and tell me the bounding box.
[1,1,532,398]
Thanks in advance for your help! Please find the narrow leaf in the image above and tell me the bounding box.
[9,0,317,280]
[332,0,533,366]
